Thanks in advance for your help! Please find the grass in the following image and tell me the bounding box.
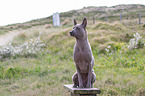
[0,21,145,96]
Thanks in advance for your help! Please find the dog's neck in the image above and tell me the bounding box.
[76,29,88,41]
[76,36,89,52]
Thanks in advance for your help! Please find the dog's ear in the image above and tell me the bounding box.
[82,17,87,28]
[74,19,77,26]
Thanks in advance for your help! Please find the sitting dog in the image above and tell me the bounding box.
[70,17,96,88]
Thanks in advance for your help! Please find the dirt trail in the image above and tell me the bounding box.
[0,31,20,46]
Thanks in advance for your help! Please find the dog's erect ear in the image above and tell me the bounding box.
[82,17,87,28]
[74,19,77,26]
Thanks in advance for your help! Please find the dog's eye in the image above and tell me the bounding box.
[73,27,75,29]
[76,27,80,29]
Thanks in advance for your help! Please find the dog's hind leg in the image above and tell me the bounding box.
[91,71,96,87]
[72,72,79,87]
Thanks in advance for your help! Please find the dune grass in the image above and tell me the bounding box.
[0,22,145,96]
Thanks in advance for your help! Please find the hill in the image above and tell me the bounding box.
[0,4,145,96]
[0,4,145,35]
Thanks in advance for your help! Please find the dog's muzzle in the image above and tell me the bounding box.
[70,31,73,36]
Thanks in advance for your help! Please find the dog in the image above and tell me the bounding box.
[70,17,96,88]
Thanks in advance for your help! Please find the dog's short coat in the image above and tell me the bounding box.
[70,17,96,88]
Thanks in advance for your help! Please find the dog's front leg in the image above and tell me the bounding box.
[76,64,84,88]
[87,64,92,88]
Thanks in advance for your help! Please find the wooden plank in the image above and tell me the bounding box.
[64,84,101,95]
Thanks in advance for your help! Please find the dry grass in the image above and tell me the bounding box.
[0,21,145,96]
[61,20,71,26]
[44,24,53,28]
[92,36,110,44]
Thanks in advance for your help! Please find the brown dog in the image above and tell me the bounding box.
[70,17,96,88]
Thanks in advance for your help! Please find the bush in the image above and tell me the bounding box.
[0,34,45,60]
[127,33,145,49]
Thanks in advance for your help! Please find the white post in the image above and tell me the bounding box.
[53,12,61,26]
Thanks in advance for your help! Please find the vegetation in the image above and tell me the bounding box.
[0,20,145,95]
[0,4,145,96]
[0,34,45,61]
[1,4,145,35]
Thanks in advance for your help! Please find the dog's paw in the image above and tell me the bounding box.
[73,84,78,88]
[79,84,84,88]
[86,83,91,88]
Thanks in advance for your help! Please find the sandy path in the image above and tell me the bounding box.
[0,26,66,47]
[0,31,20,46]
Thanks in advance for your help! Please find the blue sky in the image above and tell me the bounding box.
[0,0,145,26]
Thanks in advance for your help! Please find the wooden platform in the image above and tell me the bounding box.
[64,84,101,96]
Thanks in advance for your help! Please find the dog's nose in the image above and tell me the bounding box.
[70,31,72,33]
[70,31,73,36]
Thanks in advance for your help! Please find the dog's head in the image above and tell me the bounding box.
[70,17,87,40]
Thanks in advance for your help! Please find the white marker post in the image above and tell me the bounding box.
[53,12,61,26]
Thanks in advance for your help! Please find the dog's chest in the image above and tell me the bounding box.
[74,47,92,73]
[74,50,86,61]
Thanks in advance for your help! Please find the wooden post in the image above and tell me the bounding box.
[93,17,95,24]
[139,12,141,24]
[120,14,122,21]
[64,84,101,96]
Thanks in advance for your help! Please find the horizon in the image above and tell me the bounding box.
[0,0,145,26]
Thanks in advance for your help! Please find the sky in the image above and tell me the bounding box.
[0,0,145,26]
